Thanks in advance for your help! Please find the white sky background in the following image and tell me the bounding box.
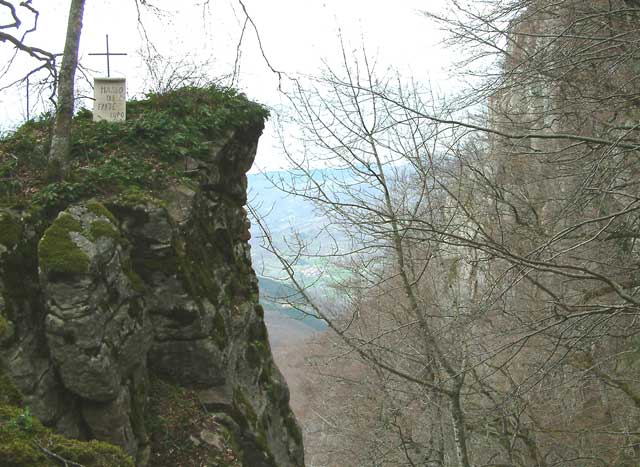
[0,0,454,171]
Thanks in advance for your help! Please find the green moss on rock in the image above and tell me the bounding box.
[233,387,257,427]
[211,312,227,349]
[88,219,121,242]
[0,367,22,406]
[0,211,21,248]
[0,315,8,338]
[246,340,269,371]
[53,213,82,232]
[115,188,163,209]
[86,201,117,224]
[38,213,90,276]
[283,412,303,447]
[0,313,13,345]
[0,404,133,467]
[125,267,146,293]
[132,252,178,286]
[259,363,274,394]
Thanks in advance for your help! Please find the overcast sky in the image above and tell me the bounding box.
[0,0,452,170]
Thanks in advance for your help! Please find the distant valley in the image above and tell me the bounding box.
[248,172,329,343]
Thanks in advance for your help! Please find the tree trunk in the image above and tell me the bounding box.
[47,0,86,181]
[449,389,471,467]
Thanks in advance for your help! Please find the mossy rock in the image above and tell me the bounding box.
[282,411,303,447]
[246,341,268,370]
[86,201,117,224]
[115,188,164,209]
[38,213,90,276]
[230,388,278,465]
[0,315,8,338]
[88,219,121,242]
[124,267,145,293]
[0,314,14,344]
[0,211,21,248]
[211,312,227,349]
[0,368,22,406]
[232,387,257,427]
[0,405,134,467]
[47,437,134,467]
[136,254,177,275]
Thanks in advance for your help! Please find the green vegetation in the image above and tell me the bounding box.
[0,211,21,248]
[0,314,134,467]
[0,367,132,467]
[37,213,89,276]
[0,404,134,467]
[0,86,268,212]
[112,186,164,209]
[72,86,268,164]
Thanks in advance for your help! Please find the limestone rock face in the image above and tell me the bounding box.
[42,206,151,404]
[0,119,305,466]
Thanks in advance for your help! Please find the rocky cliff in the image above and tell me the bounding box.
[0,87,304,466]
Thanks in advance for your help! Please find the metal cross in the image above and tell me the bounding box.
[88,35,127,77]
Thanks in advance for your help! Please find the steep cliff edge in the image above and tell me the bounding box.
[0,87,304,466]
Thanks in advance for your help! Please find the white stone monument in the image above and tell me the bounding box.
[93,77,126,122]
[90,35,128,122]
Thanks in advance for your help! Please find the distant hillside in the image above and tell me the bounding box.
[249,172,353,337]
[248,170,352,282]
[257,276,325,333]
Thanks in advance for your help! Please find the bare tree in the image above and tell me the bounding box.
[0,1,57,116]
[252,1,640,465]
[1,1,87,180]
[250,45,483,466]
[46,0,85,180]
